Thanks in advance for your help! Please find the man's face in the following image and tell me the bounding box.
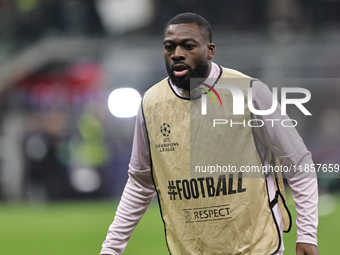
[163,23,215,91]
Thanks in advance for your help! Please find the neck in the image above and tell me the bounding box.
[204,61,212,79]
[170,62,220,99]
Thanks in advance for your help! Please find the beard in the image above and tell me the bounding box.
[166,61,209,91]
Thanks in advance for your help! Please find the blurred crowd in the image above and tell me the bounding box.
[0,0,339,202]
[1,0,340,51]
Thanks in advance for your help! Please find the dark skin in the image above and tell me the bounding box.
[163,23,215,91]
[103,22,320,255]
[296,243,320,255]
[164,23,320,255]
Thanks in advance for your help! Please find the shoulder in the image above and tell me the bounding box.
[144,77,169,99]
[142,77,172,109]
[219,66,252,79]
[219,66,272,94]
[251,80,274,103]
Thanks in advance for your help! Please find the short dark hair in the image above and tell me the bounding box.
[165,12,212,43]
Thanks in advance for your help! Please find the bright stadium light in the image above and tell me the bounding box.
[108,88,141,118]
[70,167,101,193]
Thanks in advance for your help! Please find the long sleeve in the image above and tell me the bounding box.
[252,81,318,246]
[100,105,156,255]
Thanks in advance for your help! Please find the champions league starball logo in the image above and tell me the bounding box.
[161,123,171,137]
[156,123,179,152]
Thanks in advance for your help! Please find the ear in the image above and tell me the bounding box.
[207,43,215,60]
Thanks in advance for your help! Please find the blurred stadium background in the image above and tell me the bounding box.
[0,0,339,254]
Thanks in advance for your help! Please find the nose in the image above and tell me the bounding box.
[171,45,185,61]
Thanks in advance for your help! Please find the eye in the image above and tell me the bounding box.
[184,44,195,50]
[164,45,174,51]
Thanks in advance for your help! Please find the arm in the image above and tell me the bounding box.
[252,81,319,255]
[100,105,156,255]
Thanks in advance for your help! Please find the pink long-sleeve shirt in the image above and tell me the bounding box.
[100,63,318,255]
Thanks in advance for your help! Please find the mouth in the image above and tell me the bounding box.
[172,63,189,77]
